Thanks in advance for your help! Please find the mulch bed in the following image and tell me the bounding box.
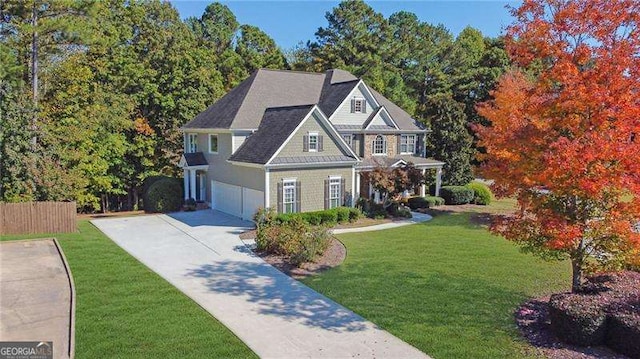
[253,237,346,279]
[515,298,629,359]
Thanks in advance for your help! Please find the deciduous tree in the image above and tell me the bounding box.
[476,0,640,292]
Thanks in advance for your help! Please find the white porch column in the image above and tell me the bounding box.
[354,171,361,202]
[420,168,426,197]
[189,169,197,200]
[435,167,443,197]
[183,169,190,199]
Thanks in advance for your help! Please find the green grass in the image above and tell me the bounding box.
[1,221,256,359]
[303,202,571,359]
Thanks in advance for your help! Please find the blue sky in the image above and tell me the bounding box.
[170,1,519,49]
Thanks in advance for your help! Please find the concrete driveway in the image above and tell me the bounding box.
[0,239,74,359]
[92,210,429,359]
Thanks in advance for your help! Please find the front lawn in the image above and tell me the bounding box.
[2,221,256,359]
[303,200,571,359]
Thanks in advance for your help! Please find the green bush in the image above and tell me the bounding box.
[440,186,474,205]
[144,178,183,213]
[396,206,412,218]
[318,209,338,225]
[335,207,350,223]
[184,198,197,212]
[407,196,445,210]
[348,207,362,222]
[467,182,493,205]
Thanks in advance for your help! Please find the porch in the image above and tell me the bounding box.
[179,152,209,202]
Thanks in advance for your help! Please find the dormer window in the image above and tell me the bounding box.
[372,135,386,155]
[308,132,318,152]
[187,133,198,153]
[351,98,366,113]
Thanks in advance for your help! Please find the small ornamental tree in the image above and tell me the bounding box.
[475,0,640,292]
[369,162,425,207]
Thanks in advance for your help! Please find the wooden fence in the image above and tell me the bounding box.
[0,201,77,235]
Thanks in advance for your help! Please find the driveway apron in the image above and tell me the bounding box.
[91,210,429,359]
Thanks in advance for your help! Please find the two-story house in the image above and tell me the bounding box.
[179,69,443,220]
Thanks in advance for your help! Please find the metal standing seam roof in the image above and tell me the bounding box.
[182,152,208,166]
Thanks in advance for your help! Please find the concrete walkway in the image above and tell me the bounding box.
[0,239,74,359]
[92,210,429,359]
[331,211,432,234]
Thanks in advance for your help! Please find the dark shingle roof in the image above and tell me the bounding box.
[183,152,208,166]
[228,105,316,164]
[183,68,423,131]
[356,155,444,169]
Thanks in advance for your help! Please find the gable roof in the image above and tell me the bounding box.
[228,105,316,164]
[183,68,424,131]
[363,106,399,130]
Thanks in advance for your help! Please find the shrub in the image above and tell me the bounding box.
[549,293,608,346]
[335,207,350,223]
[255,216,331,267]
[348,207,362,222]
[407,196,445,209]
[368,202,387,219]
[318,209,338,225]
[301,212,322,225]
[606,309,640,359]
[440,186,474,205]
[396,206,412,218]
[184,198,197,212]
[144,178,183,213]
[466,182,493,205]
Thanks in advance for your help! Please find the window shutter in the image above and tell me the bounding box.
[303,135,309,152]
[397,135,402,154]
[295,181,302,213]
[324,179,329,210]
[340,178,346,206]
[362,100,367,113]
[350,99,355,113]
[277,182,283,214]
[318,135,324,152]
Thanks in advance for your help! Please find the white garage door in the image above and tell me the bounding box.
[242,188,264,221]
[212,181,242,218]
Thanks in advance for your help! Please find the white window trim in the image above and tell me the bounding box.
[400,134,416,154]
[283,179,297,214]
[208,134,218,154]
[328,176,341,209]
[353,97,365,113]
[342,134,353,146]
[187,133,198,153]
[308,132,318,152]
[372,135,387,156]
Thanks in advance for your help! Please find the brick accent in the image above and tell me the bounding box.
[363,134,398,158]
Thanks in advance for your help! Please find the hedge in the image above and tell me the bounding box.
[144,178,183,213]
[275,207,361,226]
[606,310,640,359]
[466,182,493,205]
[549,293,608,346]
[440,186,474,205]
[407,196,445,209]
[255,216,330,266]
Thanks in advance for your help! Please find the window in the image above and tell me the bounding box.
[400,134,416,154]
[342,134,352,146]
[372,135,386,155]
[209,134,218,153]
[283,180,296,213]
[187,133,198,153]
[308,132,318,152]
[353,98,365,113]
[329,177,341,209]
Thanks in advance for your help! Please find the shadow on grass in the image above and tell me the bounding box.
[185,260,369,333]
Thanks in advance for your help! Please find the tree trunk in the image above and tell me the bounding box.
[571,238,586,293]
[30,2,38,149]
[571,257,583,293]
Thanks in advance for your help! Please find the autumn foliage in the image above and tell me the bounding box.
[475,0,640,291]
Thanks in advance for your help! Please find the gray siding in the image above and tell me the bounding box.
[269,166,353,212]
[330,86,377,126]
[276,113,346,158]
[191,132,265,203]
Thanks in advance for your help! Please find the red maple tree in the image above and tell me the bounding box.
[475,0,640,292]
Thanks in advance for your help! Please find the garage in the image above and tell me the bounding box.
[212,181,264,221]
